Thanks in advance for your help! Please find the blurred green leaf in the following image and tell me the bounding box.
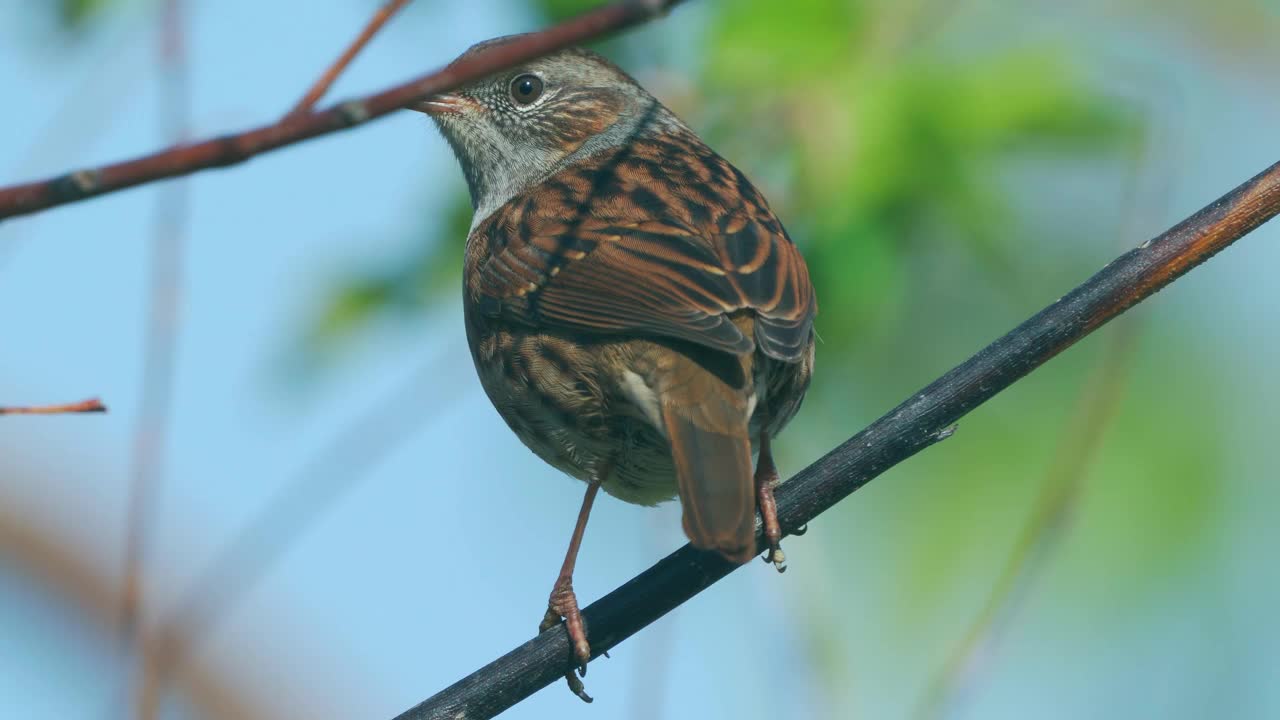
[290,190,470,376]
[701,0,1140,352]
[308,277,400,351]
[421,192,474,293]
[532,0,600,22]
[704,0,868,87]
[57,0,116,30]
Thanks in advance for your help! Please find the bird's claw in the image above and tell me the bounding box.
[764,546,787,573]
[541,577,593,701]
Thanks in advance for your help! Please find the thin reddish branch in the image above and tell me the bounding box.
[0,397,107,415]
[285,0,415,118]
[0,0,685,222]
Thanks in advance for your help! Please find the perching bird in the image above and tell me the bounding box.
[417,37,816,700]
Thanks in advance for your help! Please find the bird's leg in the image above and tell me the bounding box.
[539,464,608,703]
[755,434,786,572]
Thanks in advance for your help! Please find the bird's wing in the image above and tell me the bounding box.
[468,141,816,361]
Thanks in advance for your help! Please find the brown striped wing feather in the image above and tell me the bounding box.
[468,137,816,361]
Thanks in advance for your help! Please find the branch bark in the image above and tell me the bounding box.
[399,160,1280,720]
[0,0,685,222]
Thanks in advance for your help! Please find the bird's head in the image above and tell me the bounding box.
[416,37,669,223]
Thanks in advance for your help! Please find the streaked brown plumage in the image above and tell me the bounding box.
[419,37,816,700]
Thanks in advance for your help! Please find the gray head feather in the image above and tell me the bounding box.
[423,38,686,227]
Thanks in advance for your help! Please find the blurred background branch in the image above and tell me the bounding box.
[0,500,273,720]
[117,3,432,716]
[138,351,463,712]
[119,2,191,719]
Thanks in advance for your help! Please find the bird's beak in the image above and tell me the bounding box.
[414,93,470,116]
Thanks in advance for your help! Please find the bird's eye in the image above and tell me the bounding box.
[510,74,544,106]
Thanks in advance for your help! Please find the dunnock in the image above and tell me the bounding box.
[418,37,817,700]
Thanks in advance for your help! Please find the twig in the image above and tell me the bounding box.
[398,160,1280,720]
[285,0,414,118]
[0,0,686,222]
[0,397,106,415]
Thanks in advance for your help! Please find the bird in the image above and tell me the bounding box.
[416,36,817,701]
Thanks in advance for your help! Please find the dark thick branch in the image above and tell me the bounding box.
[400,161,1280,720]
[0,0,684,222]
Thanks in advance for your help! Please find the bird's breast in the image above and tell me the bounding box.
[463,303,680,506]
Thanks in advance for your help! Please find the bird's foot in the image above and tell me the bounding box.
[757,478,787,573]
[540,575,593,702]
[755,440,787,573]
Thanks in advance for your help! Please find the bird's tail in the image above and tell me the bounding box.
[657,355,757,565]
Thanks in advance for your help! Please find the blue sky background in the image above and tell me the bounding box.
[2,1,1279,719]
